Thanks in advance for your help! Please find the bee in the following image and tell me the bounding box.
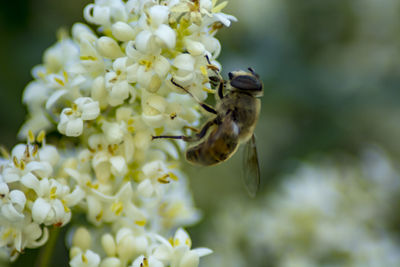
[152,59,263,196]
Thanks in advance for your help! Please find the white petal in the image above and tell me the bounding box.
[0,182,9,195]
[45,89,68,110]
[174,54,195,71]
[100,257,121,267]
[154,56,170,78]
[192,247,213,257]
[112,21,135,41]
[25,161,53,179]
[185,40,205,56]
[96,36,124,59]
[179,251,199,267]
[101,234,117,257]
[109,81,130,106]
[39,145,60,166]
[174,228,190,246]
[81,101,100,120]
[1,203,24,221]
[153,244,172,261]
[21,172,40,193]
[9,190,26,212]
[135,30,152,53]
[32,198,51,224]
[110,156,127,176]
[66,118,84,137]
[23,81,49,105]
[149,5,169,26]
[2,167,20,183]
[84,4,110,25]
[64,186,85,207]
[137,179,154,198]
[102,122,124,144]
[214,13,237,27]
[155,24,176,49]
[142,113,165,128]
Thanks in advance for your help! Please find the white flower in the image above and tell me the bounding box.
[135,5,176,53]
[58,97,100,137]
[11,0,236,264]
[131,255,164,267]
[153,228,212,267]
[70,249,101,267]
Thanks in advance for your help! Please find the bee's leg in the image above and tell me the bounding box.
[152,119,217,142]
[183,126,200,133]
[205,55,225,100]
[171,78,217,115]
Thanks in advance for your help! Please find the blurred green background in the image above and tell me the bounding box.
[2,0,400,266]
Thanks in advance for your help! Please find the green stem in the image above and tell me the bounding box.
[35,227,61,267]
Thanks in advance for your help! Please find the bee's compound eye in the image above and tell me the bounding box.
[228,72,234,80]
[230,75,262,91]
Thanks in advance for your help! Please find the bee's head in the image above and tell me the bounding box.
[228,68,263,97]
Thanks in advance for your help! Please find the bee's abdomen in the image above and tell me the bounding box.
[186,119,239,166]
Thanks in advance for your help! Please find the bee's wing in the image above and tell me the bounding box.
[242,134,260,197]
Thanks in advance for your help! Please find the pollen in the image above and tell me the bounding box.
[135,219,147,226]
[203,87,216,94]
[50,187,57,199]
[168,172,179,181]
[54,77,65,87]
[111,201,124,216]
[80,55,96,61]
[28,130,35,144]
[37,130,46,143]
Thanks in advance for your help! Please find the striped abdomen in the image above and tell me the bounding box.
[186,118,239,166]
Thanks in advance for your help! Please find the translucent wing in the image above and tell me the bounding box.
[242,134,261,197]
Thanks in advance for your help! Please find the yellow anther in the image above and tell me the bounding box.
[158,174,170,184]
[96,210,103,221]
[32,144,39,157]
[202,87,216,94]
[24,144,30,159]
[63,70,69,83]
[13,156,19,168]
[200,65,208,76]
[170,112,177,120]
[50,187,57,199]
[173,238,180,247]
[37,130,46,143]
[28,130,35,143]
[135,220,146,226]
[80,55,97,61]
[20,160,25,170]
[72,103,78,112]
[82,253,88,263]
[54,77,65,87]
[185,237,192,248]
[62,200,70,213]
[139,59,152,71]
[168,172,179,181]
[111,202,124,216]
[142,257,149,267]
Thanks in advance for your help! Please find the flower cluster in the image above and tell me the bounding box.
[1,0,237,265]
[202,149,400,266]
[0,133,84,261]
